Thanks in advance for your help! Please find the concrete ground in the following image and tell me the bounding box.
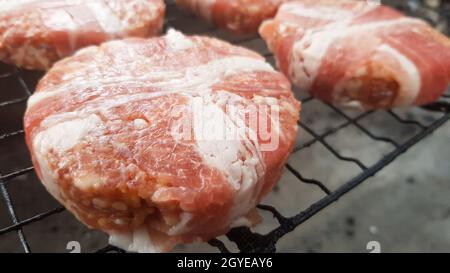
[273,121,450,253]
[178,116,450,253]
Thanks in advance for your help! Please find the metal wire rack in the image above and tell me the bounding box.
[1,0,450,253]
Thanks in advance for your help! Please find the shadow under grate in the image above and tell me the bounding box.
[1,0,450,253]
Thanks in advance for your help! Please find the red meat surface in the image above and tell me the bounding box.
[176,0,291,34]
[0,0,165,70]
[24,30,301,252]
[260,0,450,109]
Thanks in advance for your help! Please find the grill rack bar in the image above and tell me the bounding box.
[0,183,30,252]
[0,0,450,253]
[300,121,369,170]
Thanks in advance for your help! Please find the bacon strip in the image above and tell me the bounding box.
[260,0,450,109]
[24,30,301,252]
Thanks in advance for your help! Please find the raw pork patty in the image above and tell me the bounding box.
[24,30,301,252]
[260,0,450,109]
[176,0,290,34]
[0,0,165,70]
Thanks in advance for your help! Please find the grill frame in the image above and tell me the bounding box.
[1,0,450,253]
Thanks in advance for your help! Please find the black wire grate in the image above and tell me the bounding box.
[1,0,450,253]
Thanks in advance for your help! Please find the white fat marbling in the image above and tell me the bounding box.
[109,227,163,253]
[377,44,421,106]
[35,114,103,154]
[289,18,422,92]
[166,29,195,51]
[190,92,267,228]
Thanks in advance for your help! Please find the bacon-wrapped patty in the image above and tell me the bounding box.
[175,0,290,34]
[260,0,450,109]
[24,30,301,252]
[0,0,165,70]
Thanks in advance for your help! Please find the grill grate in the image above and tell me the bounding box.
[1,0,450,253]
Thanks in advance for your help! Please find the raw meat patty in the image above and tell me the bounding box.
[260,0,450,109]
[176,0,290,34]
[0,0,165,70]
[24,30,301,252]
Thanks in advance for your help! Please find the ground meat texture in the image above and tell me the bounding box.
[24,30,301,253]
[175,0,291,34]
[0,0,165,70]
[259,0,450,109]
